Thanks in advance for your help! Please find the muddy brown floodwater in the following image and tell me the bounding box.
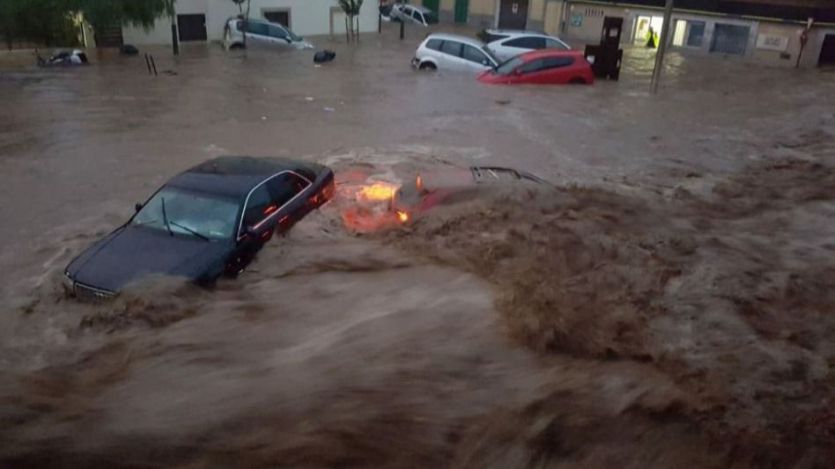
[1,25,835,467]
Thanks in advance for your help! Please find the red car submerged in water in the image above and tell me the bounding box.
[477,49,594,85]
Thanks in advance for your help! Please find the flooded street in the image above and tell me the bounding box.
[1,25,835,467]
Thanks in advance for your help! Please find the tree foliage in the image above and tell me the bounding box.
[1,0,174,49]
[1,0,79,48]
[338,0,363,42]
[71,0,174,34]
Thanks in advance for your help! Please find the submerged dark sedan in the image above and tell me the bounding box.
[64,156,334,300]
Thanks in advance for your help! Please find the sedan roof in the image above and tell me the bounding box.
[167,156,315,201]
[518,49,585,60]
[484,29,547,36]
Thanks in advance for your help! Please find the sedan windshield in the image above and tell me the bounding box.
[132,187,240,241]
[495,56,525,75]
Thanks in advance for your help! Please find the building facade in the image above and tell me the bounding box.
[432,0,835,67]
[123,0,380,45]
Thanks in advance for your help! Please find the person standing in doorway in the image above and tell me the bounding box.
[646,26,658,48]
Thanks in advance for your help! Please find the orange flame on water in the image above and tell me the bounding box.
[396,211,409,223]
[356,182,398,202]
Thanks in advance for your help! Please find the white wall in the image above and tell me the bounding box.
[123,0,379,45]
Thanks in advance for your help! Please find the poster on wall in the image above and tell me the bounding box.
[570,13,583,27]
[756,34,789,51]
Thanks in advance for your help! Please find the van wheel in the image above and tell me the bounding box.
[569,77,586,84]
[419,62,436,71]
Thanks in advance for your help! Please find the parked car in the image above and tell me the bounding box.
[391,166,546,222]
[478,49,594,85]
[223,17,313,50]
[411,33,499,73]
[478,29,570,62]
[390,3,438,27]
[63,157,334,300]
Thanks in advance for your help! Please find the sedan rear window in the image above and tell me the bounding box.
[505,36,546,49]
[478,31,510,43]
[545,38,569,50]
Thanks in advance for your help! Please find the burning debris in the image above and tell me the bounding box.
[333,165,548,234]
[334,171,404,233]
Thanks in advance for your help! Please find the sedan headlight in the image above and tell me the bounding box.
[62,271,75,295]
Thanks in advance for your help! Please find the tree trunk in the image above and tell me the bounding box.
[243,0,252,50]
[345,16,349,43]
[355,15,359,42]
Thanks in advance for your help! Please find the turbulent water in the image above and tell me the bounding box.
[2,25,835,467]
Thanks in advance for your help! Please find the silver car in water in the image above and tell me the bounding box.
[480,29,570,62]
[411,33,499,74]
[390,3,438,27]
[223,17,313,50]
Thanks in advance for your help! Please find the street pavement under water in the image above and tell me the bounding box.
[1,24,834,468]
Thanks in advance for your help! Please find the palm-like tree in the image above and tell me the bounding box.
[338,0,363,43]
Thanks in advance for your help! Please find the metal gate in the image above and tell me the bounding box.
[94,22,123,47]
[498,0,528,30]
[177,14,207,42]
[820,34,835,66]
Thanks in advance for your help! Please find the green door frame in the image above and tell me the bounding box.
[422,0,440,15]
[454,0,469,23]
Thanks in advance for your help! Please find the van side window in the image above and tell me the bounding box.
[426,38,443,51]
[245,21,269,36]
[440,40,462,57]
[462,44,488,64]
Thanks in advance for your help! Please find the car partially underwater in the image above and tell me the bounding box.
[391,166,546,222]
[64,157,334,300]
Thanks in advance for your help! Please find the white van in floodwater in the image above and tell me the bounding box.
[223,17,313,51]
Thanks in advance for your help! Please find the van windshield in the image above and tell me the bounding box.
[285,28,302,42]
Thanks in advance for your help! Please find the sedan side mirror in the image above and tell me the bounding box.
[134,202,143,212]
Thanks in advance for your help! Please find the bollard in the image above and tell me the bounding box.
[399,18,404,40]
